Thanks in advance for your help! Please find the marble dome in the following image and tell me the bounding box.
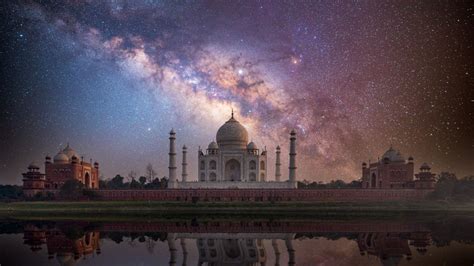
[208,141,218,150]
[247,141,258,150]
[216,114,249,149]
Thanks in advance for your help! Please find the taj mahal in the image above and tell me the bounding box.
[167,111,297,189]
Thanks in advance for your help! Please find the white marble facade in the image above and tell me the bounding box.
[168,112,297,189]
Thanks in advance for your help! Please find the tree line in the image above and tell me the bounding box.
[1,171,472,201]
[298,179,362,189]
[99,163,168,189]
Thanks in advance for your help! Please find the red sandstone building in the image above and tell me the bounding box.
[22,144,99,197]
[361,146,436,189]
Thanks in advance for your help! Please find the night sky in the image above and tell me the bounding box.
[1,1,473,184]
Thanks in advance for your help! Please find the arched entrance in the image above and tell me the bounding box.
[85,172,91,188]
[371,173,376,188]
[223,239,241,259]
[225,159,241,181]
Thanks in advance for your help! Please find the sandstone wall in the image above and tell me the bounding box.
[97,188,432,202]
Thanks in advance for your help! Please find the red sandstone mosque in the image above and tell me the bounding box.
[22,144,99,197]
[361,146,436,190]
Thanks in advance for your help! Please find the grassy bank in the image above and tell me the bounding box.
[0,200,473,220]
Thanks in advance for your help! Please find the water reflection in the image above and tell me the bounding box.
[2,217,473,265]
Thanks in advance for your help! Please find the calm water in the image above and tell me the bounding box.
[0,216,473,266]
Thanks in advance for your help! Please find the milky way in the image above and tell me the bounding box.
[1,1,473,184]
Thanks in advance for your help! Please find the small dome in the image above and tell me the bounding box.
[420,162,431,170]
[208,141,218,150]
[62,144,79,160]
[28,162,40,169]
[247,142,258,150]
[382,146,405,162]
[216,113,249,149]
[54,152,69,163]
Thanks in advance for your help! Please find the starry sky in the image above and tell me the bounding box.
[1,1,473,184]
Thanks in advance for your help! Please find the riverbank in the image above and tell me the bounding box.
[1,200,473,220]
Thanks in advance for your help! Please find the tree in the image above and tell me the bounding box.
[0,185,23,201]
[431,172,457,200]
[59,179,84,199]
[160,176,168,189]
[99,179,108,189]
[139,176,147,187]
[145,163,157,183]
[145,178,162,189]
[127,171,138,183]
[108,175,125,189]
[130,178,141,189]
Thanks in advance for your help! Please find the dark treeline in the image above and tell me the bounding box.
[429,172,474,201]
[0,185,22,201]
[99,174,168,190]
[1,172,473,201]
[298,179,362,189]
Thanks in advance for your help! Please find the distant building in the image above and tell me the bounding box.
[22,144,99,197]
[361,146,436,189]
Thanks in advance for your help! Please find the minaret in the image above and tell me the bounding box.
[167,234,177,266]
[288,130,297,186]
[272,239,281,266]
[275,146,281,182]
[285,238,296,266]
[168,129,177,188]
[180,238,188,266]
[181,145,188,182]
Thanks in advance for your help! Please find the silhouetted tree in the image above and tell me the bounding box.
[145,178,162,189]
[130,178,141,189]
[139,176,147,187]
[160,177,168,188]
[108,175,125,189]
[430,172,474,201]
[145,163,157,183]
[0,185,23,201]
[59,179,84,198]
[127,170,137,183]
[99,179,108,189]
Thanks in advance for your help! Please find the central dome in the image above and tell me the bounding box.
[382,146,405,162]
[216,113,249,149]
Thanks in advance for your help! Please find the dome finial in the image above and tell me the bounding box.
[231,108,234,119]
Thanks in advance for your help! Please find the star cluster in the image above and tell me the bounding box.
[0,1,473,183]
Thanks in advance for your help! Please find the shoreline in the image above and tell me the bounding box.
[1,201,473,219]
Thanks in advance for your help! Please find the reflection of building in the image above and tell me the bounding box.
[47,231,100,266]
[409,232,432,255]
[168,112,297,189]
[23,225,101,266]
[357,232,432,265]
[23,224,47,252]
[167,233,296,266]
[22,144,99,197]
[361,146,436,189]
[358,232,412,265]
[197,238,266,265]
